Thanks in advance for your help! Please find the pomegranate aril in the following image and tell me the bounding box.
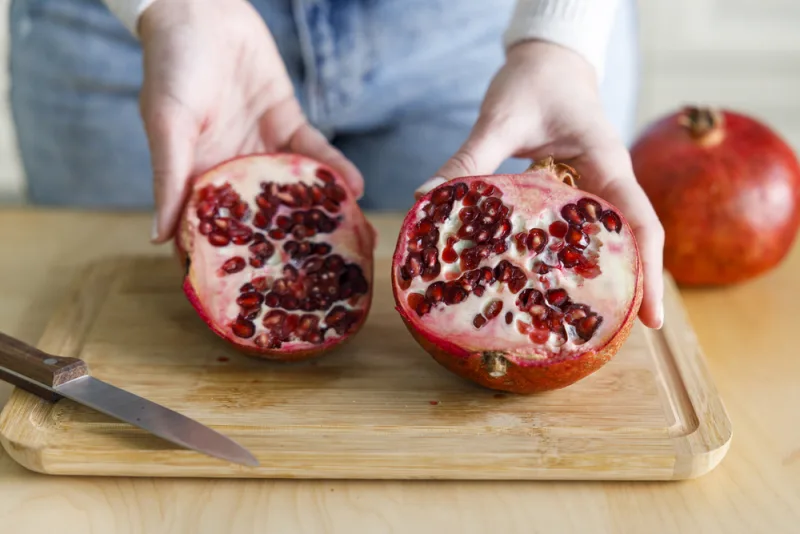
[517,288,543,311]
[314,243,332,255]
[564,304,590,324]
[421,261,441,282]
[513,232,527,252]
[458,223,478,239]
[281,295,299,311]
[484,300,503,319]
[309,185,325,204]
[422,247,438,268]
[325,254,345,272]
[508,268,527,294]
[251,276,269,292]
[249,257,264,268]
[416,300,432,316]
[322,199,340,213]
[558,246,582,268]
[442,245,458,264]
[460,249,480,270]
[221,257,246,274]
[196,201,216,220]
[253,212,269,229]
[231,318,255,338]
[208,232,230,247]
[326,183,347,202]
[517,320,532,335]
[315,167,335,183]
[431,185,454,205]
[240,282,255,293]
[405,253,422,277]
[529,329,550,344]
[459,206,479,223]
[432,203,452,223]
[292,225,309,239]
[249,241,274,258]
[471,180,487,193]
[505,311,513,324]
[475,229,490,244]
[232,201,249,220]
[549,221,568,239]
[269,229,286,240]
[416,219,434,236]
[482,185,498,197]
[480,266,494,284]
[264,292,280,308]
[492,241,508,254]
[481,197,502,217]
[473,314,487,329]
[304,257,324,273]
[492,220,512,240]
[545,288,569,309]
[576,314,603,340]
[463,191,481,206]
[577,198,602,222]
[263,310,286,328]
[198,220,213,235]
[240,308,259,321]
[561,204,582,225]
[453,182,469,200]
[565,226,589,249]
[600,210,622,233]
[526,229,547,253]
[494,260,513,282]
[237,291,264,308]
[426,282,445,303]
[444,285,468,305]
[533,262,550,274]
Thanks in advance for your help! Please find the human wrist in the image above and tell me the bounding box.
[503,0,621,81]
[505,39,600,91]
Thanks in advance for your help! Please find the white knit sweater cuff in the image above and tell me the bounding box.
[102,0,161,36]
[503,0,621,80]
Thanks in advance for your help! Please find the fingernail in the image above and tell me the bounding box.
[414,176,448,200]
[151,215,159,242]
[657,303,665,329]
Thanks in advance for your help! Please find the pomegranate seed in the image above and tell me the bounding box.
[292,225,309,239]
[463,191,481,206]
[221,257,246,274]
[416,300,432,316]
[249,240,274,258]
[432,203,452,223]
[421,261,441,282]
[314,243,332,255]
[561,204,582,225]
[492,241,507,255]
[414,220,434,238]
[530,304,548,323]
[231,317,255,338]
[269,229,286,239]
[473,314,487,329]
[517,320,532,335]
[208,232,230,247]
[565,226,589,249]
[298,314,319,332]
[325,254,345,272]
[558,246,582,268]
[457,223,478,239]
[505,312,513,324]
[426,282,445,303]
[484,300,503,319]
[444,285,468,305]
[325,183,347,203]
[251,276,269,292]
[232,201,249,220]
[405,253,422,277]
[263,310,286,328]
[318,216,337,233]
[480,266,494,284]
[513,232,527,252]
[564,304,589,324]
[322,199,340,213]
[482,185,497,197]
[600,210,622,233]
[240,282,255,293]
[310,185,325,204]
[283,265,298,281]
[576,314,603,340]
[315,167,335,183]
[475,229,490,244]
[577,198,602,222]
[431,186,454,205]
[298,241,312,256]
[231,231,254,246]
[492,220,512,240]
[198,185,216,201]
[281,296,299,310]
[264,292,280,307]
[304,257,324,273]
[508,273,526,294]
[292,184,310,206]
[442,244,458,264]
[533,262,550,274]
[517,288,543,311]
[255,193,272,210]
[198,220,214,235]
[545,289,569,308]
[291,211,306,225]
[454,182,469,200]
[459,207,479,223]
[529,329,550,344]
[253,212,269,229]
[236,291,264,308]
[307,330,324,344]
[481,197,502,217]
[196,201,216,219]
[526,229,547,253]
[473,285,485,297]
[423,247,438,268]
[494,260,513,282]
[460,249,480,271]
[549,221,568,239]
[249,257,264,268]
[275,215,291,230]
[471,180,487,193]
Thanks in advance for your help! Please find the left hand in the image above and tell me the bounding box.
[418,40,664,330]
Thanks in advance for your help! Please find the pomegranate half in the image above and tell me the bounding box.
[631,105,800,286]
[177,153,375,360]
[392,159,643,394]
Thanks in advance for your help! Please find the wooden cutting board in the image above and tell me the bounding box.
[0,255,731,480]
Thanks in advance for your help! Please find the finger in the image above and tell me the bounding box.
[141,100,198,244]
[414,176,448,200]
[260,97,364,200]
[577,147,665,329]
[435,119,512,181]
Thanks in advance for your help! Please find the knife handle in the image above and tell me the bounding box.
[0,331,89,402]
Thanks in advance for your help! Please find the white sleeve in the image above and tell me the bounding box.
[101,0,161,36]
[503,0,621,80]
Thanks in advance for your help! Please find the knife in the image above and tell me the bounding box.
[0,331,258,467]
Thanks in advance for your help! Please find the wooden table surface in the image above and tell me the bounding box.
[0,208,797,534]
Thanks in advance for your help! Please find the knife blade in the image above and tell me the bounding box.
[0,331,258,467]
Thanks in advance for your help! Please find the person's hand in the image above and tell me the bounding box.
[418,41,664,329]
[139,0,363,243]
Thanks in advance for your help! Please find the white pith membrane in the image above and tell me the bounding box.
[179,154,372,351]
[395,175,638,362]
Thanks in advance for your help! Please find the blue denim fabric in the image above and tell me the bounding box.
[9,0,639,211]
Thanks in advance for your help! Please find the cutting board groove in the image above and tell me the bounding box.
[0,256,731,479]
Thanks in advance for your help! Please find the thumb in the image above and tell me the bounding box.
[142,102,198,244]
[415,120,510,199]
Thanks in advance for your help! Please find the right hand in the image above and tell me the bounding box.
[139,0,363,243]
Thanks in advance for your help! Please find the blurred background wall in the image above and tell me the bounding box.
[0,0,798,202]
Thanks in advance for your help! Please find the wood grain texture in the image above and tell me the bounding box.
[0,250,730,480]
[0,210,798,534]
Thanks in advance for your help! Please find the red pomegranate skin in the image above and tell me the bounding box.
[631,108,800,286]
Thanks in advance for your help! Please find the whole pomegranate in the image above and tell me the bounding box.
[176,153,375,361]
[631,105,800,286]
[391,158,643,394]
